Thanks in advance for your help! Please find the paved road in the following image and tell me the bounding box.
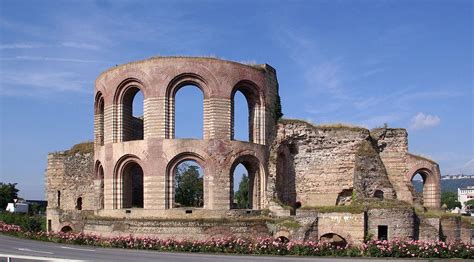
[0,234,425,262]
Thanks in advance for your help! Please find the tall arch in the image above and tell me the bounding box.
[165,74,209,139]
[174,85,204,139]
[113,156,144,209]
[165,153,206,209]
[114,79,145,142]
[230,154,264,209]
[94,92,105,145]
[410,168,438,208]
[231,81,265,144]
[95,161,105,209]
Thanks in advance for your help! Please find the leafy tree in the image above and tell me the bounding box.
[465,199,474,207]
[0,183,19,209]
[441,191,461,210]
[174,163,203,207]
[234,174,249,209]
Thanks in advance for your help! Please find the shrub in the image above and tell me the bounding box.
[0,212,44,232]
[0,220,472,259]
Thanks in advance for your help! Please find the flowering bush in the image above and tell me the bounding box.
[0,221,472,258]
[363,239,474,258]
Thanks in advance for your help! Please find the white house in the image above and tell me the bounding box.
[458,186,474,214]
[5,200,28,214]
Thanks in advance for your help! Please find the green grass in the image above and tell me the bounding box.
[278,118,368,132]
[301,199,411,214]
[64,141,94,156]
[275,218,301,229]
[416,209,461,219]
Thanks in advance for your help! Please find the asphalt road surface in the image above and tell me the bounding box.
[0,234,426,262]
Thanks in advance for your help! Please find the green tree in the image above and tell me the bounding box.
[234,174,249,209]
[174,163,203,207]
[0,183,19,209]
[465,199,474,207]
[441,191,461,210]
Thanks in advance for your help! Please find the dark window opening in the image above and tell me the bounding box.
[374,190,384,200]
[378,225,388,241]
[57,190,61,208]
[60,226,72,233]
[47,220,52,232]
[76,197,83,210]
[122,162,144,208]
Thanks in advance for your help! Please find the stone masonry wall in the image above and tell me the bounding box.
[353,140,395,199]
[269,120,395,207]
[46,145,95,212]
[367,208,414,241]
[370,128,412,204]
[317,212,365,244]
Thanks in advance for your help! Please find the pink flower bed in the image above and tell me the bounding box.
[1,221,472,258]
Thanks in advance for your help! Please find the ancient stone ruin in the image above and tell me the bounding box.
[45,57,469,244]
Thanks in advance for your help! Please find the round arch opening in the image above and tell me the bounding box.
[121,161,144,208]
[231,81,263,144]
[60,226,73,233]
[174,84,204,139]
[320,233,347,247]
[230,155,262,210]
[173,160,204,208]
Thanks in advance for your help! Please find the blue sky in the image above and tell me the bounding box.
[0,0,472,200]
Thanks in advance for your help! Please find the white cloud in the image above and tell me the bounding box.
[16,56,109,63]
[61,42,100,50]
[0,43,50,49]
[0,71,89,96]
[410,112,441,130]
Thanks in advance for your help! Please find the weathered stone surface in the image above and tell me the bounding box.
[45,57,450,243]
[367,208,414,241]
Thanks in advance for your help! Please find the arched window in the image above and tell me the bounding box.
[122,162,144,208]
[231,82,262,144]
[232,91,250,142]
[96,162,104,209]
[95,92,105,145]
[174,85,203,139]
[57,190,61,208]
[374,190,384,200]
[121,86,144,142]
[173,160,204,208]
[60,226,73,233]
[411,171,426,206]
[230,155,262,210]
[231,163,249,209]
